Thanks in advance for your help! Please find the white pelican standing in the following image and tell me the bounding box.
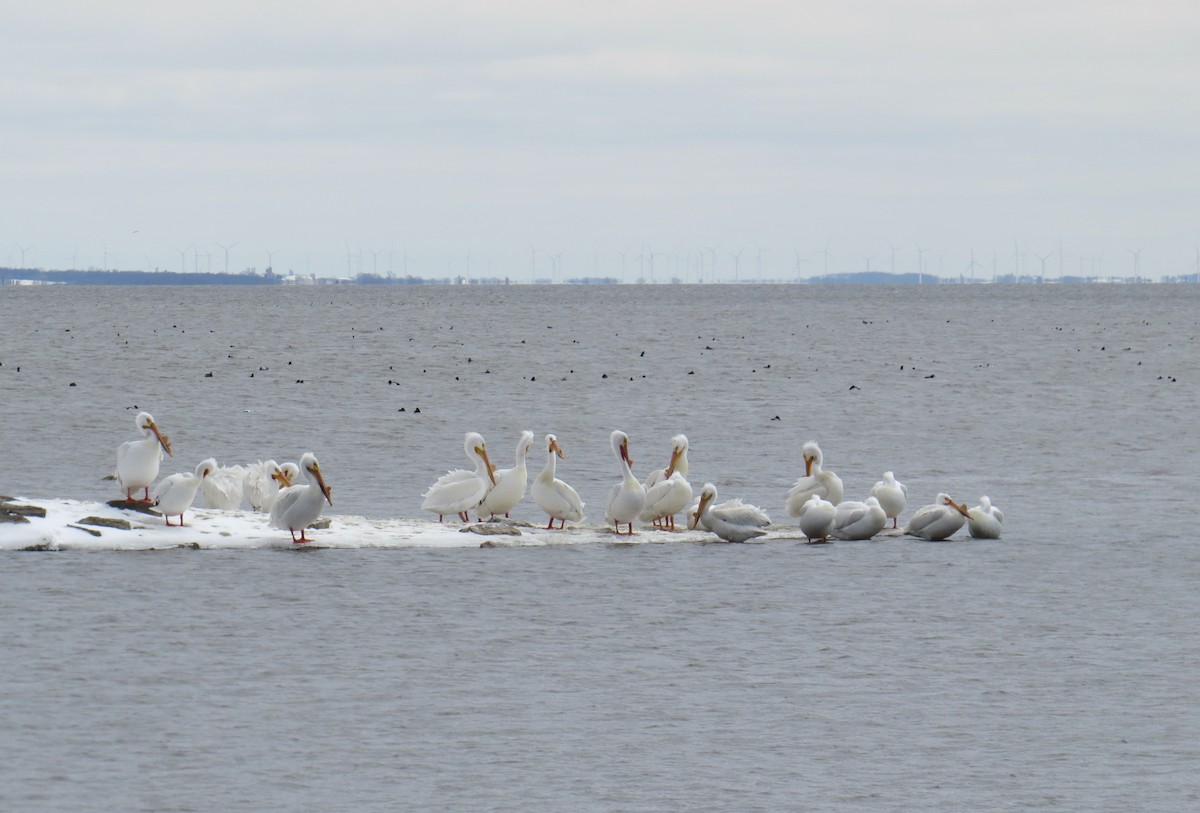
[605,430,646,535]
[797,493,837,543]
[904,493,971,541]
[421,432,496,522]
[199,463,247,510]
[831,496,888,540]
[243,460,297,512]
[688,482,771,543]
[870,471,908,529]
[641,435,692,530]
[478,430,535,520]
[116,411,173,501]
[270,452,333,544]
[151,458,217,526]
[531,434,585,529]
[785,441,844,517]
[967,496,1004,539]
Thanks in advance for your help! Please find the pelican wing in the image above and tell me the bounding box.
[422,469,488,514]
[710,498,771,529]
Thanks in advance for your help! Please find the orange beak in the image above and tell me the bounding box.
[620,439,632,468]
[804,454,813,477]
[550,439,565,459]
[271,468,293,488]
[151,422,173,457]
[477,445,496,485]
[311,464,333,505]
[665,446,682,477]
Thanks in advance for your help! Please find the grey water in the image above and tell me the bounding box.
[2,284,1199,810]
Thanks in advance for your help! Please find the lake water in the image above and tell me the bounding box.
[2,283,1198,810]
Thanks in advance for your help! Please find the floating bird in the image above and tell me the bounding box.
[199,463,247,510]
[688,482,771,543]
[870,471,908,529]
[785,441,844,517]
[831,496,888,540]
[116,411,173,501]
[967,496,1004,539]
[796,493,837,543]
[151,458,217,526]
[243,460,297,512]
[477,430,534,520]
[904,493,971,541]
[605,430,646,534]
[531,434,585,529]
[421,432,495,522]
[270,452,333,543]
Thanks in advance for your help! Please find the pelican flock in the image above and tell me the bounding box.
[105,413,1001,544]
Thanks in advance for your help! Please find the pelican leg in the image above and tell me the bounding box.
[141,486,152,502]
[546,517,555,529]
[557,518,566,529]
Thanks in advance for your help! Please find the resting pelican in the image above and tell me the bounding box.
[478,430,535,519]
[199,463,247,510]
[531,434,585,529]
[605,430,646,534]
[688,482,771,543]
[270,452,333,544]
[870,471,908,529]
[796,493,837,543]
[243,460,297,512]
[904,493,971,541]
[421,432,496,522]
[785,441,844,517]
[644,434,690,488]
[116,411,173,501]
[151,458,217,526]
[967,496,1004,539]
[831,496,888,540]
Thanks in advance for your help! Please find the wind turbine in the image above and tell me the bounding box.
[17,244,32,269]
[176,245,190,274]
[529,245,538,283]
[1193,246,1199,283]
[818,240,834,278]
[887,241,902,275]
[728,246,744,283]
[700,242,721,282]
[216,242,238,274]
[754,242,766,279]
[1034,252,1051,282]
[1127,247,1143,282]
[915,243,929,284]
[617,246,632,281]
[965,249,982,282]
[265,248,276,274]
[793,248,807,282]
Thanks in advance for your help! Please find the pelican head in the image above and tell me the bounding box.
[136,411,173,457]
[274,462,299,488]
[611,430,632,468]
[517,430,535,459]
[196,458,217,479]
[666,434,689,476]
[465,432,495,484]
[938,493,971,518]
[802,441,821,476]
[691,482,718,529]
[301,452,333,506]
[545,434,565,459]
[978,495,993,511]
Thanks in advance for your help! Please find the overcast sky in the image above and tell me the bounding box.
[3,1,1198,281]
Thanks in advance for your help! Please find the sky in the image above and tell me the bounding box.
[2,0,1198,282]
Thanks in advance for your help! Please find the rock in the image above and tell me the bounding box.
[78,516,132,531]
[460,522,522,536]
[107,499,161,516]
[68,524,102,537]
[20,543,55,551]
[0,512,31,524]
[0,502,47,518]
[309,517,332,530]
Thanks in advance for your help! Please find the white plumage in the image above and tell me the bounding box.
[151,458,216,526]
[967,496,1004,539]
[688,482,771,543]
[640,435,692,529]
[604,430,646,534]
[531,434,585,529]
[797,493,837,543]
[199,463,246,510]
[116,411,173,501]
[785,441,844,516]
[478,430,534,519]
[831,496,888,540]
[270,452,333,543]
[421,432,495,522]
[904,493,971,541]
[870,471,908,529]
[243,460,298,512]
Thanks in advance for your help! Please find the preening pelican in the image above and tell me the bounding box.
[688,482,771,543]
[641,435,692,529]
[478,430,534,520]
[116,411,173,501]
[199,463,247,510]
[605,430,646,534]
[904,493,971,541]
[831,496,888,540]
[870,471,908,529]
[270,452,333,544]
[785,441,844,517]
[421,432,495,522]
[151,458,216,526]
[797,493,837,543]
[243,460,297,512]
[967,496,1004,539]
[531,434,585,529]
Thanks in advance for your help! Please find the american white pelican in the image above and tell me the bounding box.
[785,441,844,517]
[605,430,646,534]
[831,496,888,540]
[270,452,333,544]
[641,435,692,529]
[870,471,908,529]
[199,463,247,510]
[151,458,217,526]
[796,493,837,543]
[967,496,1004,539]
[904,493,971,541]
[530,434,585,529]
[421,432,496,522]
[478,430,535,519]
[116,411,173,501]
[243,460,297,512]
[688,482,771,543]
